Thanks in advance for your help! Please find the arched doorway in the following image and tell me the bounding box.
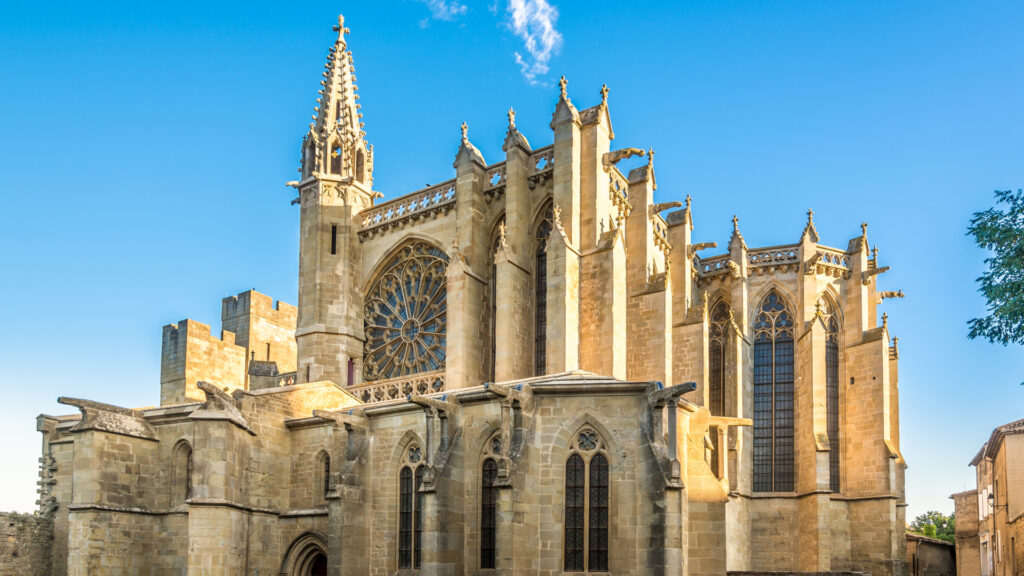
[309,553,327,576]
[279,531,328,576]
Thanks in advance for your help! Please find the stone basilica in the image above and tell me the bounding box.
[20,15,909,576]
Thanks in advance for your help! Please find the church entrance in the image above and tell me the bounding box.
[309,553,327,576]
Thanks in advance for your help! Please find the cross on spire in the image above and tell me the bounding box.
[861,222,869,236]
[807,208,814,225]
[460,121,468,141]
[332,14,350,38]
[732,214,739,232]
[600,84,609,105]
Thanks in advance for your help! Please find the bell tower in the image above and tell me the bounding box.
[292,15,378,385]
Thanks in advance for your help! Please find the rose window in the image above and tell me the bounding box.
[364,241,449,381]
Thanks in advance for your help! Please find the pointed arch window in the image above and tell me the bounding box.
[330,142,343,174]
[172,441,192,506]
[564,428,610,572]
[822,298,841,493]
[364,242,449,382]
[489,222,503,382]
[398,444,425,569]
[535,204,554,376]
[317,451,331,501]
[752,290,795,492]
[481,457,498,568]
[708,301,730,416]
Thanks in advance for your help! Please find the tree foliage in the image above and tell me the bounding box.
[967,189,1024,345]
[909,511,955,543]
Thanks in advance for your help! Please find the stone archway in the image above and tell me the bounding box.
[279,531,328,576]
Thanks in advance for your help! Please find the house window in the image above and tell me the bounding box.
[564,428,610,572]
[398,444,424,569]
[752,290,795,492]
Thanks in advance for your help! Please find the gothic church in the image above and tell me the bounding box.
[26,15,908,576]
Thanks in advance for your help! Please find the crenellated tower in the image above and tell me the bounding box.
[293,15,378,386]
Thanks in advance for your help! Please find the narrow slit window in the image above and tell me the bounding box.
[330,224,337,255]
[481,458,498,568]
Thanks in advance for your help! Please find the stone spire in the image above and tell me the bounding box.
[300,14,373,186]
[550,75,581,129]
[503,107,531,152]
[454,121,486,167]
[802,208,820,242]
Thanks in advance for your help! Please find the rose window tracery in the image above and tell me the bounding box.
[364,241,449,381]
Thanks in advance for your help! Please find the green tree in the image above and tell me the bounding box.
[967,189,1024,345]
[909,511,955,543]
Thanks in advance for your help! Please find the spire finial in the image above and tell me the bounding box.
[498,221,507,248]
[861,221,868,237]
[815,299,823,318]
[600,84,609,105]
[882,312,889,329]
[807,208,814,225]
[872,245,879,260]
[507,108,516,131]
[333,14,350,39]
[732,214,739,232]
[559,75,568,98]
[685,194,692,210]
[460,121,468,142]
[647,148,655,168]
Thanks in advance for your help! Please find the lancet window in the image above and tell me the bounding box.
[708,300,730,416]
[823,298,841,493]
[398,444,425,569]
[489,224,503,382]
[364,241,449,382]
[752,290,795,492]
[172,440,192,505]
[318,451,331,501]
[564,428,610,572]
[535,204,554,376]
[481,447,499,568]
[330,142,343,174]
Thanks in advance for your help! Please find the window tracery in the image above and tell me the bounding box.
[535,204,553,376]
[364,241,449,382]
[752,290,795,492]
[398,443,425,569]
[822,298,841,493]
[564,427,609,572]
[708,300,730,417]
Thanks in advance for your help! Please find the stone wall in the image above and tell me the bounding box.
[160,319,246,405]
[0,512,52,576]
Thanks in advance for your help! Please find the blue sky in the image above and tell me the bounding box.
[0,0,1021,518]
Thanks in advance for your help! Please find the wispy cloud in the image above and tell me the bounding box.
[416,0,469,25]
[506,0,562,83]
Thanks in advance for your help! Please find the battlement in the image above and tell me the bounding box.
[160,319,246,406]
[221,289,298,330]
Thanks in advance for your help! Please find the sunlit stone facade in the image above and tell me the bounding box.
[22,15,908,576]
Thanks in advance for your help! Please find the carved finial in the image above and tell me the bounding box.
[882,312,888,329]
[552,204,563,231]
[815,299,823,318]
[686,194,692,210]
[460,121,468,141]
[807,208,814,226]
[600,84,609,105]
[732,214,739,232]
[559,75,568,98]
[872,245,879,261]
[333,14,350,38]
[647,148,655,168]
[507,108,516,131]
[498,221,507,248]
[861,222,868,236]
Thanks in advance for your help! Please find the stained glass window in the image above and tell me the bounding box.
[399,466,413,568]
[414,465,425,568]
[398,444,424,569]
[535,204,553,376]
[752,290,795,492]
[481,458,498,569]
[564,454,585,571]
[823,299,841,493]
[364,242,449,382]
[708,301,730,416]
[564,428,610,572]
